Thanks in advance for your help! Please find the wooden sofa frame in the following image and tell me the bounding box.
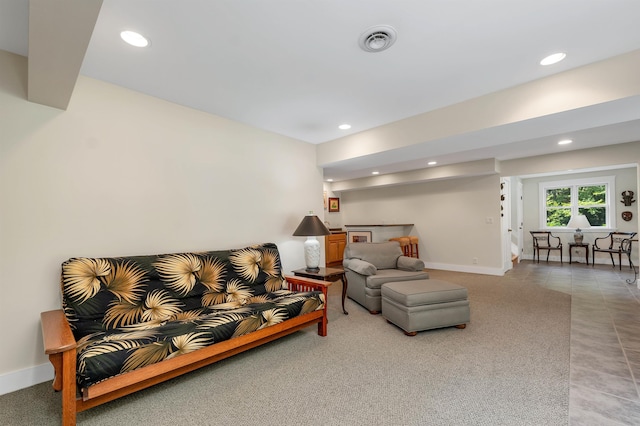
[41,275,329,426]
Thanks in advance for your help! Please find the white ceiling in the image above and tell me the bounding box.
[2,0,640,181]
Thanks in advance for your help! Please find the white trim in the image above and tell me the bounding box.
[424,262,505,276]
[545,228,616,234]
[521,254,636,267]
[0,363,53,395]
[521,254,564,263]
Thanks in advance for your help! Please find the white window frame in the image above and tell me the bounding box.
[538,176,615,231]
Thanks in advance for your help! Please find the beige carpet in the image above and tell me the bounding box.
[0,268,570,425]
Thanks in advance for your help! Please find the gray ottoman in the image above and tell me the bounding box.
[381,279,470,336]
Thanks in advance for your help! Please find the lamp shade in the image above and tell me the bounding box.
[567,215,591,230]
[293,214,331,237]
[567,214,591,244]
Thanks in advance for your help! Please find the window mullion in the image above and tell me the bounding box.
[571,185,578,217]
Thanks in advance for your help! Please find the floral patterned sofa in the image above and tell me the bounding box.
[41,243,328,426]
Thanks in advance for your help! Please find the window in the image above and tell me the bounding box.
[539,176,614,229]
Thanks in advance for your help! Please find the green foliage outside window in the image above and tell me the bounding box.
[578,184,606,226]
[546,208,571,226]
[546,188,571,226]
[546,188,571,206]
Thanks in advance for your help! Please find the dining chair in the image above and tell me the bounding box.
[530,231,563,264]
[592,232,637,270]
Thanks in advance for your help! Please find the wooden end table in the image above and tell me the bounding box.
[292,267,348,315]
[569,243,589,265]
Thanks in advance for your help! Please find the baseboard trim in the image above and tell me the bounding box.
[424,262,505,276]
[0,363,53,395]
[522,254,636,267]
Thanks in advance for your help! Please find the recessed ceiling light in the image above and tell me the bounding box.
[326,178,334,182]
[338,124,351,130]
[427,161,437,165]
[540,52,566,66]
[372,171,380,175]
[558,139,572,145]
[120,30,150,47]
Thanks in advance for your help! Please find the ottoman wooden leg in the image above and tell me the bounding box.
[455,324,466,329]
[387,319,417,336]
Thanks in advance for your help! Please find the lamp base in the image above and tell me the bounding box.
[303,236,321,271]
[574,228,584,244]
[305,267,321,273]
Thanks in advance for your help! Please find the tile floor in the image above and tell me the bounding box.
[521,258,640,425]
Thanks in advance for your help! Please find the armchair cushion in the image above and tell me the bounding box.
[343,242,403,269]
[344,258,377,276]
[365,269,430,290]
[397,255,425,271]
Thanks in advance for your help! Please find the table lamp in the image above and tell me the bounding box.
[567,214,591,244]
[293,212,331,272]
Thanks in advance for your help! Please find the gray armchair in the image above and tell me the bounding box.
[343,241,429,314]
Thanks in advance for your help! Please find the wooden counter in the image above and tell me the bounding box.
[325,232,346,267]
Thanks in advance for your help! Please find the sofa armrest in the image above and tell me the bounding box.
[343,258,377,276]
[41,309,76,355]
[284,275,332,292]
[397,256,425,271]
[41,310,78,395]
[284,275,331,336]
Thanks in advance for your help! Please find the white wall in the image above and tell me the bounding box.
[0,51,323,392]
[322,182,344,229]
[339,174,504,274]
[521,168,639,263]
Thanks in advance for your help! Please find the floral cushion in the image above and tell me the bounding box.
[59,243,324,388]
[75,289,323,388]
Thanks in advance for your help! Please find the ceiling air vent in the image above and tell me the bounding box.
[358,25,397,53]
